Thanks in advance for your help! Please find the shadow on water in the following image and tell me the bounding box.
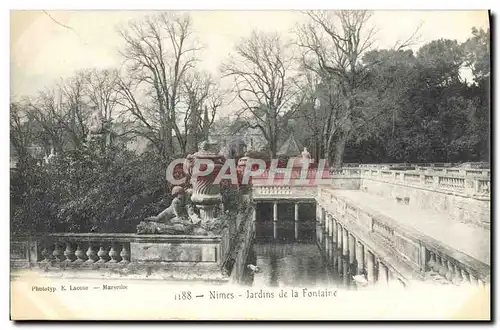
[243,218,356,289]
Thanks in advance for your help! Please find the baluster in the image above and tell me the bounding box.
[52,243,65,262]
[85,243,98,263]
[445,260,453,281]
[452,264,462,285]
[377,260,389,286]
[460,269,470,284]
[41,243,54,263]
[96,244,110,263]
[63,242,76,262]
[437,256,448,277]
[119,244,130,263]
[74,244,87,263]
[427,251,434,271]
[469,273,479,286]
[108,243,120,263]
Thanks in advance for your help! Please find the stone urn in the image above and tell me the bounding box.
[184,141,225,224]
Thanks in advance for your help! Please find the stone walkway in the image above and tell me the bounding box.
[332,190,490,265]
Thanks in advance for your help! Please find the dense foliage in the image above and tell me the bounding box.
[11,139,170,235]
[290,27,490,164]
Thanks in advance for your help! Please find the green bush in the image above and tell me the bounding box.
[11,140,171,234]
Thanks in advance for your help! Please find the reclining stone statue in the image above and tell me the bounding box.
[137,186,208,235]
[137,186,198,234]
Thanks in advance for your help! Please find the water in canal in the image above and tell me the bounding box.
[244,203,355,289]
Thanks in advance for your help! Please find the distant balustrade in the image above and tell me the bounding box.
[253,165,489,199]
[252,185,316,200]
[330,168,361,176]
[359,162,489,170]
[357,163,489,177]
[357,169,490,199]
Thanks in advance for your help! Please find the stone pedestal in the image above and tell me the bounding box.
[130,242,218,263]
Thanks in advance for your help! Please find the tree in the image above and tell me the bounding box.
[286,69,324,161]
[222,30,300,158]
[82,68,119,149]
[23,73,91,153]
[118,12,202,160]
[296,10,419,166]
[182,71,221,153]
[342,29,490,163]
[296,10,378,166]
[10,102,35,166]
[463,27,490,84]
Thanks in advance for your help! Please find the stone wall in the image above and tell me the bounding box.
[10,204,255,284]
[330,177,361,190]
[228,206,255,284]
[360,178,490,229]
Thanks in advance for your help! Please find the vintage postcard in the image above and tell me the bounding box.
[10,9,491,320]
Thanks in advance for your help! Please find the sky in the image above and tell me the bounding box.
[10,10,490,106]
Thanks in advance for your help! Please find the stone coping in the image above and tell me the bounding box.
[11,264,230,282]
[360,176,490,201]
[252,197,317,202]
[14,233,223,244]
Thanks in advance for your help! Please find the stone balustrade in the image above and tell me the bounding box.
[358,162,489,171]
[13,233,228,267]
[330,168,362,176]
[356,164,489,176]
[316,192,411,287]
[357,169,490,199]
[252,185,316,200]
[316,187,490,287]
[330,167,490,197]
[11,204,256,284]
[417,167,490,177]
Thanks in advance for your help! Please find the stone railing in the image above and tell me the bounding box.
[357,164,489,176]
[330,168,362,176]
[251,166,489,199]
[316,193,413,287]
[252,185,317,200]
[359,169,490,199]
[359,162,489,170]
[417,167,490,177]
[11,203,256,283]
[11,233,227,267]
[317,187,490,287]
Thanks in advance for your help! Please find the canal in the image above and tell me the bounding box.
[245,205,355,289]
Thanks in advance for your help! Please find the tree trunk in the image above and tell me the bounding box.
[201,106,210,142]
[186,107,199,154]
[164,115,173,158]
[333,133,348,168]
[270,138,277,158]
